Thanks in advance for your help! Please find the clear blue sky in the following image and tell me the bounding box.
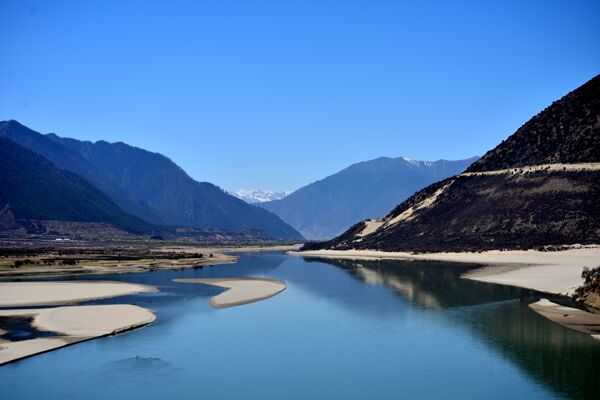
[2,1,599,192]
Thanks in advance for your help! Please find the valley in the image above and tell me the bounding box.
[1,3,599,396]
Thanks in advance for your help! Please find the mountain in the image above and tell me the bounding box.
[260,156,478,240]
[304,74,600,252]
[0,138,151,233]
[0,121,303,240]
[233,189,290,204]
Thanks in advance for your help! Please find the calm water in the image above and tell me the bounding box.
[1,253,599,399]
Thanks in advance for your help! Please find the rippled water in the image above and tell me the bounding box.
[1,253,599,399]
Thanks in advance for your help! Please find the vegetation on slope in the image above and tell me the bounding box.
[468,75,600,172]
[0,138,152,233]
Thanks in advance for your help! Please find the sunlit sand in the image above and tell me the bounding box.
[0,305,156,365]
[0,281,157,307]
[529,299,600,340]
[174,278,286,308]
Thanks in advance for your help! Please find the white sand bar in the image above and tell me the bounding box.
[0,304,156,365]
[174,278,286,308]
[296,247,600,295]
[0,281,157,307]
[529,299,600,340]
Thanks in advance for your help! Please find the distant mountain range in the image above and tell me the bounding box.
[233,189,290,204]
[304,74,600,251]
[0,138,151,234]
[0,121,303,240]
[260,156,478,240]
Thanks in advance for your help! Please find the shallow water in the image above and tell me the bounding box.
[1,253,599,399]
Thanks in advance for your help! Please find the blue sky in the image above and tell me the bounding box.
[2,1,599,192]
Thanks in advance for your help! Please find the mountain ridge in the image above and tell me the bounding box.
[261,155,478,240]
[304,74,600,252]
[0,120,303,240]
[0,137,151,234]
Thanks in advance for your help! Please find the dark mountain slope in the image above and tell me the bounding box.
[306,74,600,252]
[0,120,161,224]
[0,121,303,240]
[468,76,600,171]
[0,138,151,233]
[261,156,477,240]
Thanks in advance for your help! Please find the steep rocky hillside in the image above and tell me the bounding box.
[261,156,477,240]
[304,74,600,252]
[468,76,600,171]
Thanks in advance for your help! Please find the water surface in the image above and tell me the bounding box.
[1,253,599,399]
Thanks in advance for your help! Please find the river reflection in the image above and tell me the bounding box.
[307,257,600,399]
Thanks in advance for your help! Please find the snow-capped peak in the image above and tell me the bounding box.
[233,189,291,204]
[401,156,433,167]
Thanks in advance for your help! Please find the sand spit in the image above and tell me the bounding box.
[295,247,600,295]
[174,278,286,308]
[0,281,157,307]
[529,299,600,341]
[0,304,156,365]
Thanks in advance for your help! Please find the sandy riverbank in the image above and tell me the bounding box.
[295,246,600,295]
[0,243,301,278]
[174,278,286,308]
[529,299,600,341]
[0,281,157,307]
[0,304,156,365]
[0,253,237,278]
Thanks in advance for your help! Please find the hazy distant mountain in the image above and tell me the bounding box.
[260,156,478,240]
[0,138,150,233]
[0,121,303,240]
[305,74,600,252]
[233,189,290,204]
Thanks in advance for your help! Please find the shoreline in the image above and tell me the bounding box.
[0,243,301,279]
[0,245,296,364]
[0,281,159,365]
[294,246,600,296]
[0,254,237,279]
[0,304,156,365]
[529,299,600,341]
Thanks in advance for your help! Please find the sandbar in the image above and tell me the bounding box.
[529,299,600,340]
[174,278,286,308]
[0,304,156,365]
[0,281,157,307]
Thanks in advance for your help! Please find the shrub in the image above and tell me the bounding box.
[582,266,600,287]
[574,266,600,298]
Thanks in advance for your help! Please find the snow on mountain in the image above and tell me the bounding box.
[233,189,291,204]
